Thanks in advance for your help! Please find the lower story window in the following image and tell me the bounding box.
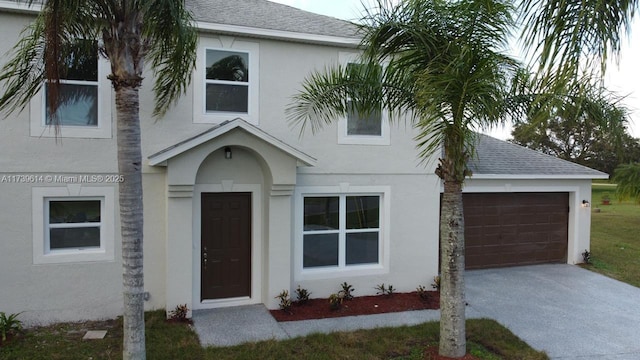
[303,195,380,269]
[33,186,115,264]
[46,199,102,251]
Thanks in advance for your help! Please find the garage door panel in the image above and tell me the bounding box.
[462,192,568,269]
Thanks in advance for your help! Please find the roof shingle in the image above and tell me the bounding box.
[470,134,608,178]
[187,0,359,39]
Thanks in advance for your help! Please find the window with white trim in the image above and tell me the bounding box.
[193,37,259,124]
[345,63,382,137]
[33,186,115,264]
[303,195,381,269]
[338,53,390,145]
[30,40,112,138]
[205,49,249,113]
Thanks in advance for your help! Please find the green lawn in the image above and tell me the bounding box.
[587,184,640,288]
[0,311,547,360]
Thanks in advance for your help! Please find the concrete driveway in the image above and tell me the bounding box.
[466,264,640,360]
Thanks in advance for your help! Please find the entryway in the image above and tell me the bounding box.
[200,192,252,300]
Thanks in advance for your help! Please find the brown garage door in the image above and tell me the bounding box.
[463,192,568,269]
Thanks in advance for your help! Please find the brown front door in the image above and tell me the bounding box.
[201,192,251,300]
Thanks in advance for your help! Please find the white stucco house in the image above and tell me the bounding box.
[0,0,607,325]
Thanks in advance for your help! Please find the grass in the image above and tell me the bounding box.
[586,184,640,288]
[0,311,547,360]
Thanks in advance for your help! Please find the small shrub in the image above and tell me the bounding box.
[294,285,311,304]
[168,304,189,322]
[0,311,23,342]
[375,283,395,296]
[275,290,292,311]
[431,276,441,290]
[328,293,343,310]
[582,249,592,264]
[416,285,430,300]
[340,282,355,300]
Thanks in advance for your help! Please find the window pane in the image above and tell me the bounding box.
[346,196,380,229]
[303,233,338,267]
[347,104,382,136]
[206,50,249,82]
[346,232,379,265]
[304,197,339,231]
[49,200,101,224]
[206,84,248,113]
[62,40,98,81]
[50,227,100,249]
[45,84,98,126]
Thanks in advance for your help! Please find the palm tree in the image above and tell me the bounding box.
[0,1,197,359]
[288,0,522,357]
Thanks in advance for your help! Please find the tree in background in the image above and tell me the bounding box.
[0,1,197,359]
[614,163,640,203]
[510,88,640,175]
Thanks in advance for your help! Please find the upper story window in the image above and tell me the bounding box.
[338,53,390,145]
[30,40,112,138]
[194,37,259,125]
[205,50,249,113]
[45,40,99,127]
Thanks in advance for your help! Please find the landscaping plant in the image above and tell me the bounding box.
[340,282,355,300]
[168,304,189,322]
[294,286,311,304]
[0,311,22,342]
[276,290,292,311]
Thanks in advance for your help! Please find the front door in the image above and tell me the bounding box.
[201,192,251,300]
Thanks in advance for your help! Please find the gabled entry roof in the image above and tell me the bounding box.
[470,134,609,179]
[148,118,317,167]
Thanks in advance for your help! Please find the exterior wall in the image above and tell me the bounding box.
[0,182,122,326]
[463,178,594,265]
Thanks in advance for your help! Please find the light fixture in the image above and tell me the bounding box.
[581,200,590,208]
[224,146,232,160]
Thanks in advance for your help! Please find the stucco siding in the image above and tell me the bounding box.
[0,183,122,326]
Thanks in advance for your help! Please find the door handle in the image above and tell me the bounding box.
[203,246,208,269]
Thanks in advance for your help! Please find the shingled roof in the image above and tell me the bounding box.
[187,0,360,39]
[470,134,608,179]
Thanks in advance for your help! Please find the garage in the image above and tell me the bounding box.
[463,192,569,269]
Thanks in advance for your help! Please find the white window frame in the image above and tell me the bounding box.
[337,52,390,146]
[193,36,259,125]
[32,186,115,264]
[29,51,112,139]
[294,184,391,281]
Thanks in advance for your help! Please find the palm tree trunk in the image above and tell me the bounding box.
[439,178,466,358]
[116,86,146,360]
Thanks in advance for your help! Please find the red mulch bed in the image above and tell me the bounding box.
[270,291,440,322]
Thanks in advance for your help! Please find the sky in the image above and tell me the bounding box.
[270,0,640,140]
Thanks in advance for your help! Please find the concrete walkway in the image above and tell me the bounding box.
[192,264,640,359]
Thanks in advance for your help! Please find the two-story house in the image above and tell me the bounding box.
[0,0,606,325]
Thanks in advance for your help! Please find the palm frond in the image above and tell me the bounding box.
[520,0,638,77]
[144,0,198,117]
